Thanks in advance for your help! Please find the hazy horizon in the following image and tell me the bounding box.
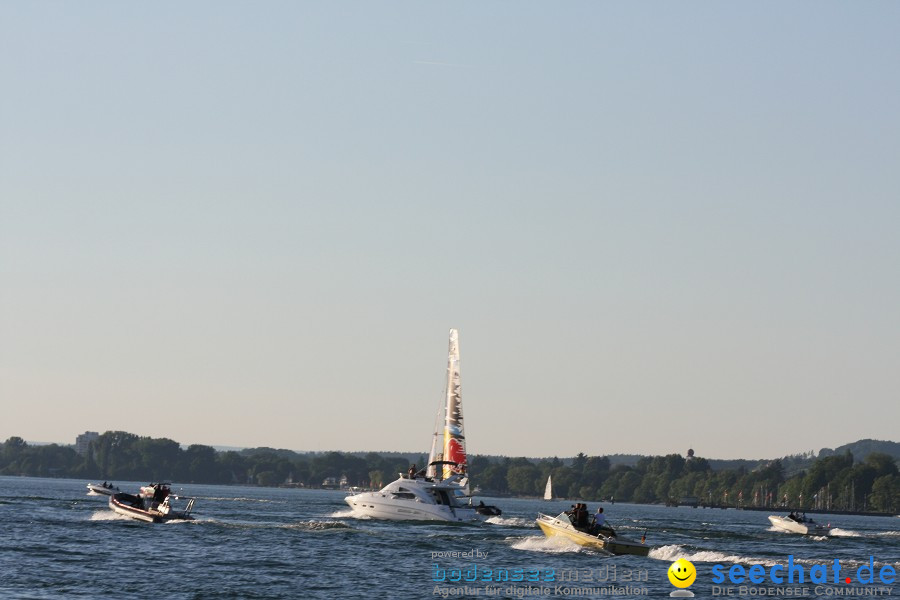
[2,3,898,460]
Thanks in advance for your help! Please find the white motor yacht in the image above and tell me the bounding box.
[346,470,483,522]
[345,329,500,522]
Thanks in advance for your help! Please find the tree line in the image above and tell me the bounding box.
[2,432,898,513]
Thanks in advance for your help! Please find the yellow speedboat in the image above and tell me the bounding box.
[536,512,650,556]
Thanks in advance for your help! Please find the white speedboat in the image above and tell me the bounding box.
[536,512,650,556]
[109,485,195,523]
[768,513,830,536]
[86,482,120,496]
[345,329,500,522]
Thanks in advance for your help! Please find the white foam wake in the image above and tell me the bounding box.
[829,528,861,537]
[648,544,779,567]
[89,510,132,521]
[162,518,201,525]
[509,535,583,554]
[648,545,895,570]
[331,509,367,519]
[486,516,534,528]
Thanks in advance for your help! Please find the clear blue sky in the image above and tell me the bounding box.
[2,2,898,460]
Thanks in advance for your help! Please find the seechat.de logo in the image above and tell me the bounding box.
[710,555,896,586]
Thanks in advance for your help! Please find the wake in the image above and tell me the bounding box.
[649,544,780,566]
[486,516,535,528]
[509,535,583,554]
[330,509,368,519]
[89,510,132,521]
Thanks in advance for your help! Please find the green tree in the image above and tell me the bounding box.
[479,463,509,493]
[507,464,539,495]
[870,475,900,513]
[256,470,279,486]
[583,456,610,489]
[184,444,218,482]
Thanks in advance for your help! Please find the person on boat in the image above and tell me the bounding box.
[153,484,169,504]
[591,507,616,537]
[565,504,579,526]
[407,464,417,479]
[575,504,589,529]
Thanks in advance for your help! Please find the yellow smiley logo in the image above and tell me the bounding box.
[668,559,696,588]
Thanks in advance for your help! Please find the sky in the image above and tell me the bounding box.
[1,2,898,461]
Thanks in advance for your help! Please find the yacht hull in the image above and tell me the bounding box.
[345,491,482,522]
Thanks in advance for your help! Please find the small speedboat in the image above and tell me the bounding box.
[536,512,650,556]
[109,485,195,523]
[475,502,502,517]
[86,482,120,496]
[768,513,830,536]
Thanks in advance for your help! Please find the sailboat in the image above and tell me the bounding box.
[543,476,553,501]
[344,329,500,521]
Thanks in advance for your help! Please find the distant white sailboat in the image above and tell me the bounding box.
[543,476,553,501]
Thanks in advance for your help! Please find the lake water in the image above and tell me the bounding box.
[1,476,897,598]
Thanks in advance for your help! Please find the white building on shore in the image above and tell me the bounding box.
[75,431,99,455]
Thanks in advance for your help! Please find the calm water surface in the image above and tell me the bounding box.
[1,477,897,599]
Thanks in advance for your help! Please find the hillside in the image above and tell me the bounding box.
[819,439,900,462]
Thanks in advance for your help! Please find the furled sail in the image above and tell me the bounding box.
[442,329,466,480]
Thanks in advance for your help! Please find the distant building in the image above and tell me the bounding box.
[686,448,695,459]
[75,431,99,455]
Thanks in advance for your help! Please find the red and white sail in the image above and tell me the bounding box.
[427,329,467,481]
[442,329,466,479]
